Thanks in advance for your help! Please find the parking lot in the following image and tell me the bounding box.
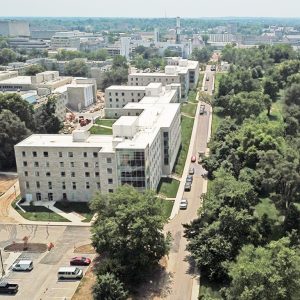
[0,225,93,300]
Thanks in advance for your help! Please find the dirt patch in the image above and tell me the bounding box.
[74,244,96,254]
[4,243,48,253]
[72,261,97,300]
[0,175,17,194]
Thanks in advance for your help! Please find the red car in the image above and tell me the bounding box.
[191,155,196,162]
[70,257,91,266]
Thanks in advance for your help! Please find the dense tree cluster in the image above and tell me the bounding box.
[0,93,62,170]
[90,185,170,297]
[185,44,300,299]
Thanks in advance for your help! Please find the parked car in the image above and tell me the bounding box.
[0,282,18,294]
[191,155,196,162]
[58,267,83,280]
[186,175,193,183]
[184,182,192,191]
[199,104,205,115]
[12,260,33,272]
[204,87,208,91]
[189,167,195,175]
[180,199,188,210]
[70,256,91,266]
[206,76,210,81]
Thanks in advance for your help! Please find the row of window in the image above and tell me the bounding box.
[108,91,145,97]
[22,161,105,169]
[22,151,103,159]
[25,179,113,190]
[24,169,113,178]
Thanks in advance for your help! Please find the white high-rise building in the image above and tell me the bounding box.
[120,37,131,60]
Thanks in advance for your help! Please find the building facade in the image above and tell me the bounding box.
[15,84,181,202]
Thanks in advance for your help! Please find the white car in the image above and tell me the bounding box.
[12,260,33,272]
[180,199,188,210]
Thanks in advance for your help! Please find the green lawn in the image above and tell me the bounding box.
[181,102,197,117]
[173,116,194,176]
[15,205,69,222]
[158,199,174,220]
[54,201,94,222]
[89,126,112,135]
[157,178,180,198]
[255,198,281,221]
[95,119,116,127]
[211,110,225,136]
[188,90,198,103]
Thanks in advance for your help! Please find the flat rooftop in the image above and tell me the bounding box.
[0,76,32,85]
[106,85,146,91]
[15,134,114,152]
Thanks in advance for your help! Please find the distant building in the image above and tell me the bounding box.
[8,37,49,50]
[120,37,131,60]
[0,20,30,37]
[51,32,81,50]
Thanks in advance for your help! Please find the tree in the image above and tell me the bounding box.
[226,238,300,300]
[91,185,170,283]
[284,203,300,233]
[0,48,17,65]
[93,273,128,300]
[191,47,213,63]
[0,110,31,169]
[0,93,35,130]
[263,77,279,101]
[35,96,62,133]
[65,58,89,77]
[24,64,45,76]
[201,34,209,45]
[263,95,272,117]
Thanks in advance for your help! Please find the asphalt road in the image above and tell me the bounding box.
[0,225,92,300]
[165,66,214,300]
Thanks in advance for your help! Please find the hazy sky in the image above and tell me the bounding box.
[1,0,300,18]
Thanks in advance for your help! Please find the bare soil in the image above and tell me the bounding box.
[4,243,48,253]
[0,175,17,194]
[74,244,96,254]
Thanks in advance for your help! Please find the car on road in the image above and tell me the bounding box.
[199,105,205,115]
[184,182,192,191]
[70,256,91,266]
[58,267,83,280]
[12,260,33,272]
[0,282,18,294]
[189,167,195,175]
[206,76,210,81]
[191,155,196,162]
[186,175,193,183]
[204,87,208,91]
[179,199,188,210]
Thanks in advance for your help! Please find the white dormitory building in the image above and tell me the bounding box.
[15,82,181,202]
[128,58,199,101]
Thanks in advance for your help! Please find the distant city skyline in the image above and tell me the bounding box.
[1,0,300,18]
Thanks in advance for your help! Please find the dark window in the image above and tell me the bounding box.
[106,157,112,163]
[61,172,66,177]
[43,151,48,157]
[68,152,73,157]
[24,171,28,177]
[71,172,75,177]
[62,182,66,189]
[26,182,30,189]
[86,182,90,189]
[95,172,99,177]
[22,151,26,157]
[48,182,52,189]
[32,151,37,157]
[107,168,112,174]
[36,181,40,188]
[109,189,114,193]
[23,161,27,167]
[58,152,62,157]
[60,162,64,167]
[84,162,89,167]
[46,172,51,177]
[34,162,39,167]
[108,178,113,184]
[93,152,98,158]
[72,182,76,190]
[83,152,87,158]
[85,172,90,177]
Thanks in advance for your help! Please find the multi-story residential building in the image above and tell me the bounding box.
[128,59,199,100]
[8,37,49,50]
[104,83,181,118]
[15,83,181,202]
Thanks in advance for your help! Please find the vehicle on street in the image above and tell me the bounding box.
[199,105,205,115]
[204,87,208,91]
[210,65,216,71]
[184,182,192,191]
[70,256,91,266]
[191,155,196,162]
[186,175,193,183]
[206,76,210,81]
[180,199,188,210]
[198,151,205,164]
[58,267,83,280]
[0,282,19,294]
[189,167,195,175]
[12,260,33,272]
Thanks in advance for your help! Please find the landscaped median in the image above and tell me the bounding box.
[13,200,70,222]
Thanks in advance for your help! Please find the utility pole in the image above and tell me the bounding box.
[0,249,5,277]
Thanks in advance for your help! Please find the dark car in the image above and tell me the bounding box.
[70,256,91,266]
[189,167,195,175]
[0,282,18,294]
[184,182,192,191]
[186,175,193,183]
